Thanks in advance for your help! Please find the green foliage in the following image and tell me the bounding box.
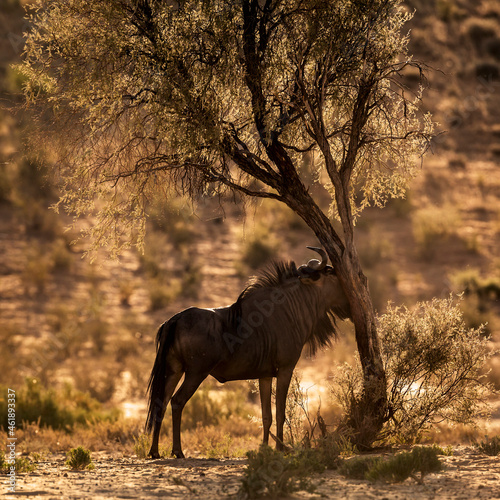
[332,296,494,444]
[239,445,323,499]
[431,444,454,456]
[340,446,442,483]
[366,446,442,483]
[475,435,500,456]
[19,0,434,255]
[238,420,352,498]
[338,455,380,479]
[0,379,120,431]
[0,452,37,473]
[65,446,95,470]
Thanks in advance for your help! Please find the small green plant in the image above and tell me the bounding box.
[431,444,454,456]
[30,452,47,462]
[239,445,323,499]
[340,446,442,484]
[1,455,37,474]
[1,449,38,473]
[475,435,500,456]
[366,446,442,483]
[14,457,37,473]
[339,455,380,480]
[65,446,95,470]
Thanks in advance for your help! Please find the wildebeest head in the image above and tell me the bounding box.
[297,246,351,320]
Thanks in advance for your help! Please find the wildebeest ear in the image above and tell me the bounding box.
[325,265,335,274]
[299,272,321,284]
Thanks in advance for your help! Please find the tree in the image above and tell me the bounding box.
[19,0,434,447]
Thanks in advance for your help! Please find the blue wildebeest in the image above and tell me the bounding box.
[145,247,351,458]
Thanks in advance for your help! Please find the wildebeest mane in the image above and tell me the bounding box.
[226,260,348,356]
[238,260,299,299]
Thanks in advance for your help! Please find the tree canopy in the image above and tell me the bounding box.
[20,0,433,256]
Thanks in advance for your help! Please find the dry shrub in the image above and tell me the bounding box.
[50,237,73,272]
[411,205,460,258]
[0,163,12,202]
[486,37,500,61]
[0,379,120,432]
[239,444,324,499]
[475,435,500,456]
[243,239,277,270]
[72,359,120,403]
[449,268,500,335]
[358,237,392,270]
[475,61,500,80]
[148,278,181,311]
[147,195,196,248]
[21,243,52,294]
[0,324,25,386]
[186,426,236,458]
[15,418,143,455]
[332,296,495,445]
[462,17,500,48]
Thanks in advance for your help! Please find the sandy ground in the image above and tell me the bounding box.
[3,446,500,500]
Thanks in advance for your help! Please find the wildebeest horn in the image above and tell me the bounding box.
[305,246,328,271]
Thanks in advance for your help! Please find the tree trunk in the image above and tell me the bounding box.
[335,251,387,449]
[285,190,387,448]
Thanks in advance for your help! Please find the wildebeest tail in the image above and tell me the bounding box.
[145,318,178,433]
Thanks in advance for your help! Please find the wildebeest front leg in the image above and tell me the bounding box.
[171,372,207,458]
[259,377,272,446]
[275,368,294,451]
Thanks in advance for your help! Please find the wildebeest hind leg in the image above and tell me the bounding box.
[171,372,208,458]
[259,377,272,446]
[148,370,183,459]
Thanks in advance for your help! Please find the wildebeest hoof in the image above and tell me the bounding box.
[148,450,161,459]
[172,451,185,459]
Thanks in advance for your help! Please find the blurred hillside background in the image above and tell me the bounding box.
[1,0,500,451]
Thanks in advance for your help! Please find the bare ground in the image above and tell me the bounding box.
[4,446,500,500]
